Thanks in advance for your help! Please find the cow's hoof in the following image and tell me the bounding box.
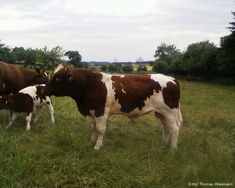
[94,145,100,150]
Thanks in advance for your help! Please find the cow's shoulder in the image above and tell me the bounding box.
[74,70,108,117]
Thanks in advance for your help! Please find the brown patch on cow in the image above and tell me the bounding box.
[75,71,107,117]
[162,81,180,109]
[0,93,34,113]
[111,74,161,113]
[0,61,48,95]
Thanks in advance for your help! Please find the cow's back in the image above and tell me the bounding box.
[0,61,36,94]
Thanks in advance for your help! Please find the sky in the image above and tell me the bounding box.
[0,0,234,62]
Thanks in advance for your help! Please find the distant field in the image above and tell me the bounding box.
[0,80,235,187]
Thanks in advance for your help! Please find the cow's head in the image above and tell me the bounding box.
[29,68,49,85]
[44,64,74,97]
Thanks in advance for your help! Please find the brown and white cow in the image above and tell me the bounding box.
[0,84,55,130]
[0,61,48,95]
[44,64,182,150]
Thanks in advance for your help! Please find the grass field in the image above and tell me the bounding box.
[0,80,235,187]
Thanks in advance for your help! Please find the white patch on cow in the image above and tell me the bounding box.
[19,84,46,106]
[3,83,5,89]
[101,73,122,115]
[54,64,64,74]
[151,74,175,88]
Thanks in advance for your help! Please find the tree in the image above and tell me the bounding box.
[154,43,180,60]
[36,46,64,70]
[152,60,169,74]
[153,43,182,74]
[122,64,133,73]
[227,11,235,32]
[182,41,218,77]
[101,64,107,71]
[108,64,118,73]
[0,42,11,62]
[24,48,37,67]
[217,11,235,78]
[11,47,26,63]
[64,50,82,67]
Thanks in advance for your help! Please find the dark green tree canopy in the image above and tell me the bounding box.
[154,43,180,59]
[0,42,11,62]
[64,50,82,67]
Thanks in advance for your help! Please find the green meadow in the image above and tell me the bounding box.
[0,80,235,187]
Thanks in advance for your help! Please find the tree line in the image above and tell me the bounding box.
[0,44,84,70]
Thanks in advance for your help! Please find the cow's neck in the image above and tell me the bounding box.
[68,69,105,117]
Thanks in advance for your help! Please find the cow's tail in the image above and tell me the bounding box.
[176,103,183,127]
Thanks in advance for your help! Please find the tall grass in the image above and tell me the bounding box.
[0,81,235,187]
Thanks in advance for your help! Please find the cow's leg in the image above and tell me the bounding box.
[89,117,97,145]
[8,110,13,122]
[33,107,39,123]
[155,110,181,150]
[155,112,170,145]
[47,100,55,124]
[6,113,18,129]
[25,113,32,131]
[94,117,107,150]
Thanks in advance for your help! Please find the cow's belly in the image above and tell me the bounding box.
[109,91,165,119]
[110,103,154,118]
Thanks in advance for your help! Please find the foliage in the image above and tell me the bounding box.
[216,11,235,78]
[35,46,64,70]
[101,64,107,71]
[182,41,218,77]
[106,63,122,73]
[24,48,37,68]
[227,11,235,32]
[0,42,11,62]
[64,51,83,67]
[122,64,133,73]
[152,43,183,75]
[137,65,147,72]
[154,43,180,59]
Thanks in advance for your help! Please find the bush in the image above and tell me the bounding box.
[122,65,133,73]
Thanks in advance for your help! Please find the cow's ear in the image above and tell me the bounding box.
[35,68,40,76]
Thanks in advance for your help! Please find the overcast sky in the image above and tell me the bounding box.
[0,0,234,62]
